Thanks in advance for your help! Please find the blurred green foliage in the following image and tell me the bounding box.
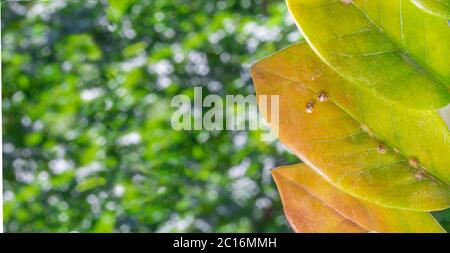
[2,0,302,232]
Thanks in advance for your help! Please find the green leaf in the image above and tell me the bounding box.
[251,42,450,211]
[285,0,450,185]
[410,0,450,19]
[351,0,450,83]
[286,0,450,110]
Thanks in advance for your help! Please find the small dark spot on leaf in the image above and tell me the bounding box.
[377,144,387,154]
[305,101,315,113]
[317,92,328,102]
[409,158,419,169]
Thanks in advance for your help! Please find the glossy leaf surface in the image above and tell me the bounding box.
[352,0,450,83]
[253,42,450,193]
[410,0,450,19]
[273,164,445,232]
[273,164,366,233]
[251,43,450,210]
[285,0,450,110]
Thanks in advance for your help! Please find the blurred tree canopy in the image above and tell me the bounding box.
[2,0,302,232]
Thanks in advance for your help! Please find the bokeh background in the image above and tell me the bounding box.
[3,0,450,233]
[2,0,301,232]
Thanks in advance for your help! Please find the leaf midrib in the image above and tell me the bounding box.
[253,61,450,192]
[352,0,449,89]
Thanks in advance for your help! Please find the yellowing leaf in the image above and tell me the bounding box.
[272,164,445,233]
[252,42,450,199]
[251,43,450,211]
[410,0,450,19]
[273,165,366,233]
[285,0,450,110]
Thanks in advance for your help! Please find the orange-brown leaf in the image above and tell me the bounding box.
[272,164,445,233]
[252,42,450,211]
